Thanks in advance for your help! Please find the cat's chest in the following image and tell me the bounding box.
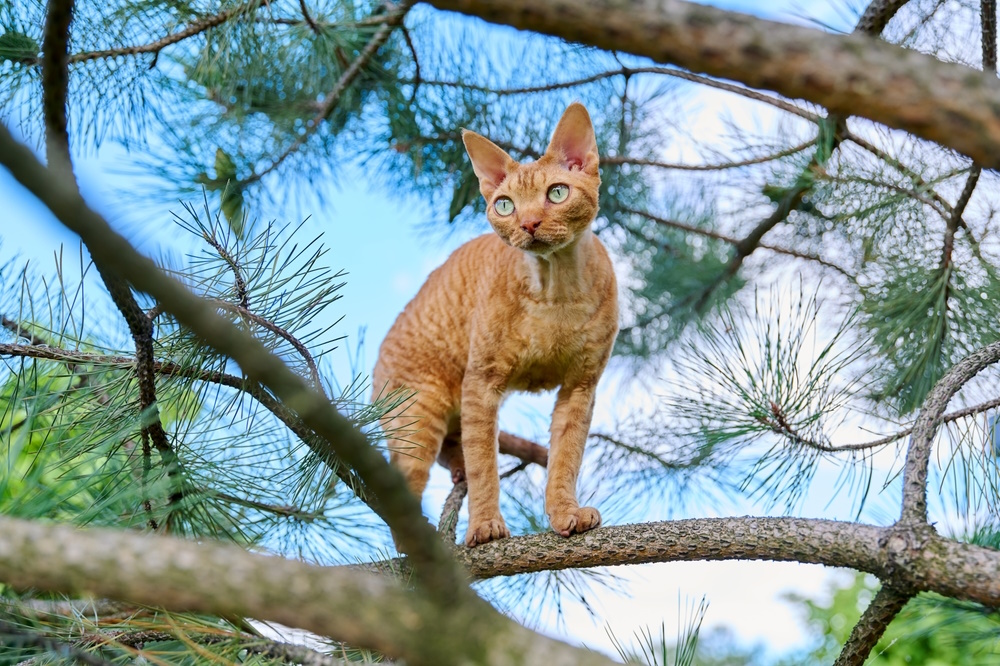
[505,299,596,390]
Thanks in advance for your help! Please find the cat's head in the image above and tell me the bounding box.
[462,102,600,255]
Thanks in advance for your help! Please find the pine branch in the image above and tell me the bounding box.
[423,0,1000,169]
[498,430,549,467]
[618,206,854,279]
[245,1,415,185]
[418,66,822,120]
[358,516,1000,609]
[0,618,114,666]
[0,514,616,666]
[900,340,1000,524]
[65,1,258,66]
[834,583,914,666]
[0,123,464,600]
[40,0,180,526]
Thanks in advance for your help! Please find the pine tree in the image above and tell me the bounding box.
[2,1,1000,664]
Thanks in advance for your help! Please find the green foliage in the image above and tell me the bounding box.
[656,289,866,511]
[861,258,1000,413]
[782,573,1000,665]
[0,30,37,65]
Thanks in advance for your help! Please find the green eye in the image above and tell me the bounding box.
[494,197,515,216]
[548,184,569,203]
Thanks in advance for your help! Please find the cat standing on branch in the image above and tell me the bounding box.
[373,103,618,547]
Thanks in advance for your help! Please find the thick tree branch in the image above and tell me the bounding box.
[422,0,1000,169]
[361,517,1000,609]
[834,583,914,666]
[0,515,613,666]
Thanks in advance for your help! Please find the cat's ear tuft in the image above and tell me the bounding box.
[463,129,517,200]
[546,102,599,176]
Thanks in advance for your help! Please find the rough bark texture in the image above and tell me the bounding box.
[0,515,614,666]
[900,340,1000,524]
[834,584,914,666]
[423,0,1000,169]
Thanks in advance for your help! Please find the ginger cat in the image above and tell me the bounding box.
[373,103,618,547]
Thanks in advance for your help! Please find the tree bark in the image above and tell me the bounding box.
[422,0,1000,169]
[0,515,614,666]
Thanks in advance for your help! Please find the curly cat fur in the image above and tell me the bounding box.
[373,103,618,547]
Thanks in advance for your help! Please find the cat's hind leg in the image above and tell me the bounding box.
[378,386,453,507]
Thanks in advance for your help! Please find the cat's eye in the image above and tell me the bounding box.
[547,184,570,203]
[494,197,515,216]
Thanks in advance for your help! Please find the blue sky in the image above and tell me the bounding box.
[0,0,886,659]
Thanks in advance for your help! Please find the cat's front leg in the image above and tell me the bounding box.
[546,380,601,536]
[460,370,510,547]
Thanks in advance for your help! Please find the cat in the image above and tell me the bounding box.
[372,102,618,547]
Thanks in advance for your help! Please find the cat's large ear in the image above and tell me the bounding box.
[463,130,518,200]
[545,102,599,176]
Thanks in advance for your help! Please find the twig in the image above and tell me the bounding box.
[619,205,854,279]
[298,0,322,35]
[400,24,421,103]
[437,480,467,544]
[1,316,47,346]
[833,583,913,666]
[601,140,814,171]
[417,65,822,121]
[760,393,1000,453]
[940,167,979,270]
[41,0,178,527]
[842,130,956,216]
[42,0,74,173]
[66,2,257,66]
[199,231,249,309]
[211,299,325,394]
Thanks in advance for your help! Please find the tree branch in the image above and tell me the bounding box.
[834,583,914,666]
[246,1,414,185]
[620,204,854,280]
[66,2,257,66]
[40,0,180,526]
[422,0,1000,169]
[0,515,614,666]
[0,122,462,599]
[498,430,549,466]
[900,340,1000,524]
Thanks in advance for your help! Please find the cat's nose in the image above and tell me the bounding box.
[521,219,542,236]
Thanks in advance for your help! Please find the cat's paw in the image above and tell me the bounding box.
[465,517,510,547]
[549,506,601,537]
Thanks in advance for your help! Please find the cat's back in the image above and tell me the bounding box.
[372,233,510,392]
